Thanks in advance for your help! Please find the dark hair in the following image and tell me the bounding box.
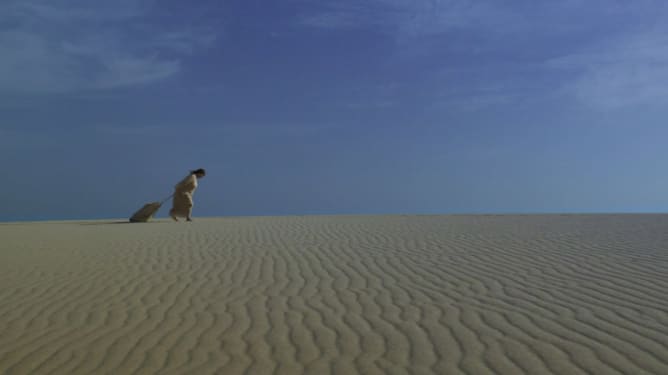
[190,168,206,176]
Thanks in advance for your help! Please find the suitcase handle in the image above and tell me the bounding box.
[160,194,174,205]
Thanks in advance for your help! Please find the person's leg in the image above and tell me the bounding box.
[185,194,194,222]
[169,194,181,221]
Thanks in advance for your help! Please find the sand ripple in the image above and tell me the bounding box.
[1,215,668,374]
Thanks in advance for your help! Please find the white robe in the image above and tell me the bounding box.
[169,174,198,218]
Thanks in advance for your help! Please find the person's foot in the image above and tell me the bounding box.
[170,214,178,222]
[186,217,193,222]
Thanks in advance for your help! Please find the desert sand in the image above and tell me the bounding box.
[1,215,667,374]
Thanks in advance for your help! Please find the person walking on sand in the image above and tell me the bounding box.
[170,168,206,222]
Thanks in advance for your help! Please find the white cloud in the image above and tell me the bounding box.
[8,0,145,22]
[299,0,668,111]
[0,0,216,93]
[151,30,218,55]
[298,0,519,37]
[302,11,369,30]
[96,58,181,89]
[0,31,74,92]
[394,0,516,37]
[548,32,668,109]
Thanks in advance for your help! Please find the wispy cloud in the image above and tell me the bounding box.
[0,0,217,93]
[298,0,667,38]
[298,0,519,37]
[151,30,218,55]
[548,31,668,109]
[299,0,668,111]
[435,86,522,112]
[300,5,375,30]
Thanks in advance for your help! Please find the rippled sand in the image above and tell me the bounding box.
[1,215,668,374]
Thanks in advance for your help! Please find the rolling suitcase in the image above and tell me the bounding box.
[129,194,173,222]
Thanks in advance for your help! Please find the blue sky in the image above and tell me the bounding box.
[2,0,668,220]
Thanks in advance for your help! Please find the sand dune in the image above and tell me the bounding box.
[1,215,668,374]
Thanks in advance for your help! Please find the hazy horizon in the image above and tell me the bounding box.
[3,1,668,221]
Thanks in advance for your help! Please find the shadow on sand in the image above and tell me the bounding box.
[78,220,171,226]
[78,221,132,225]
